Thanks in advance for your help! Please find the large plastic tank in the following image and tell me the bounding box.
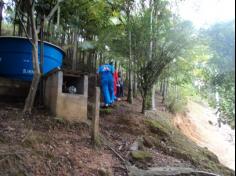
[0,36,64,81]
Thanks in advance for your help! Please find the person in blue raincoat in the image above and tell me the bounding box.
[97,63,115,107]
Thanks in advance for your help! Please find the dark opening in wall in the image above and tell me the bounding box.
[62,74,84,94]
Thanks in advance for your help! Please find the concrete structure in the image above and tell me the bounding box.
[44,71,88,122]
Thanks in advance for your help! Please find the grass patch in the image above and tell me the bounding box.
[100,108,112,115]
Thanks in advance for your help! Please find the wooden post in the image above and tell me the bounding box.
[91,87,100,146]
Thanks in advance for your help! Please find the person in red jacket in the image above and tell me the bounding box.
[114,68,119,97]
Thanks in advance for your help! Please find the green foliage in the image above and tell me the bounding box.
[199,21,235,128]
[2,0,234,123]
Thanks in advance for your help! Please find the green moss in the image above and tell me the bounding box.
[145,119,171,138]
[131,151,153,162]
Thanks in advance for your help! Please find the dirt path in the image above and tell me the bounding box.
[174,101,235,170]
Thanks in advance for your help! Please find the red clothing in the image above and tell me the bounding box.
[114,70,118,96]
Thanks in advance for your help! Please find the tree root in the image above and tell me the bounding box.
[128,166,221,176]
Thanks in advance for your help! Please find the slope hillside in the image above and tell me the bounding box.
[174,101,235,170]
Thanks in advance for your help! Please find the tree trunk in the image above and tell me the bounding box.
[13,7,17,36]
[162,79,166,103]
[127,30,133,104]
[149,0,154,61]
[142,89,152,114]
[133,73,138,98]
[160,80,163,94]
[72,31,78,71]
[142,97,146,114]
[127,5,133,104]
[165,78,169,98]
[57,4,60,28]
[149,0,155,109]
[162,78,169,103]
[39,16,45,105]
[24,0,41,114]
[151,85,156,110]
[0,0,4,36]
[46,20,51,41]
[27,15,31,35]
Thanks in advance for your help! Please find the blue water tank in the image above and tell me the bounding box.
[0,36,65,81]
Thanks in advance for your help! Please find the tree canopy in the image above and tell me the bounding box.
[0,0,234,127]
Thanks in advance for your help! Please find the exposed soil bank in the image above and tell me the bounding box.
[174,101,235,170]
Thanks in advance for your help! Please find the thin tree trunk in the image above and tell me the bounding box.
[46,20,51,40]
[57,3,60,28]
[72,31,78,71]
[39,15,45,105]
[162,79,166,103]
[0,1,4,36]
[24,0,41,114]
[18,23,22,36]
[162,78,169,103]
[13,8,17,35]
[149,0,154,61]
[149,0,156,110]
[152,85,156,110]
[127,5,133,104]
[133,73,138,98]
[165,78,169,98]
[160,80,163,93]
[142,97,146,114]
[27,15,31,35]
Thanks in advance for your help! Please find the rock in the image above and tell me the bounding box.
[208,120,213,125]
[131,151,153,162]
[98,168,112,176]
[130,137,144,151]
[130,141,139,151]
[143,136,155,148]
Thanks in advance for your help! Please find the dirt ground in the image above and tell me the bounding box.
[0,102,123,176]
[0,95,234,176]
[100,97,193,169]
[0,96,194,176]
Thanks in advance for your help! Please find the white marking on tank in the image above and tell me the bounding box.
[23,59,30,63]
[23,69,34,74]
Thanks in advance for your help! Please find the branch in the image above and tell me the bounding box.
[15,3,34,46]
[45,0,65,23]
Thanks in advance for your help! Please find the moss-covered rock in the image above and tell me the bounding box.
[97,167,112,176]
[131,151,153,162]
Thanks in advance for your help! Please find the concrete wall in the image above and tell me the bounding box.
[44,71,88,122]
